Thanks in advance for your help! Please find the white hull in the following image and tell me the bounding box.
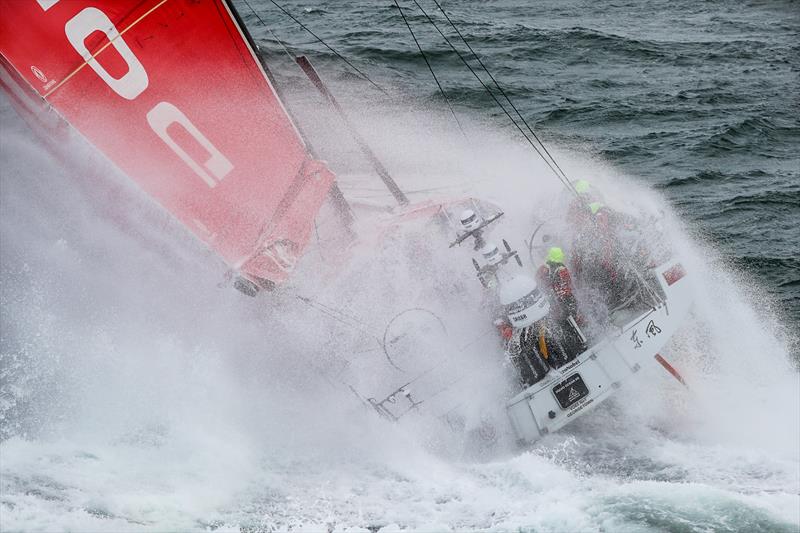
[506,260,693,444]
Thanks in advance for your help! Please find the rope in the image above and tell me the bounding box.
[409,0,575,194]
[266,0,387,94]
[295,295,382,340]
[392,0,465,136]
[240,0,295,62]
[428,0,579,197]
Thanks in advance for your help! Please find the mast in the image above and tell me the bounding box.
[295,56,409,207]
[223,0,355,227]
[227,1,408,208]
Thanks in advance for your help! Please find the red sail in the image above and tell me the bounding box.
[0,0,336,284]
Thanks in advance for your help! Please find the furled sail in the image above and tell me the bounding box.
[0,0,337,285]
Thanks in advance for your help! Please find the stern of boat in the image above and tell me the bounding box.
[506,259,693,444]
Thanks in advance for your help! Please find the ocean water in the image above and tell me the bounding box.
[251,0,800,326]
[1,1,799,532]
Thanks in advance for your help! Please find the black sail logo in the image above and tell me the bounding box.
[552,373,589,409]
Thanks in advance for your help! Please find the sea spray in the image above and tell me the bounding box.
[2,63,798,532]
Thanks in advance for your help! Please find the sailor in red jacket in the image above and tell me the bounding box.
[538,247,578,320]
[570,198,622,296]
[589,201,618,280]
[566,180,613,271]
[566,179,600,227]
[538,247,588,358]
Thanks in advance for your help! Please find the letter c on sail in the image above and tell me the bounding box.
[146,102,234,188]
[64,7,148,100]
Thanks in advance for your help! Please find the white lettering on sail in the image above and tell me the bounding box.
[64,7,148,100]
[37,0,59,10]
[146,102,233,188]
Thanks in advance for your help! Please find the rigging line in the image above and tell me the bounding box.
[239,0,295,62]
[267,0,387,94]
[429,0,567,180]
[409,0,572,191]
[296,299,377,339]
[297,297,365,329]
[43,0,170,99]
[295,295,382,338]
[393,0,465,136]
[430,0,578,195]
[315,302,371,331]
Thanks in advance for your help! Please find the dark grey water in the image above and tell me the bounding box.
[242,0,800,326]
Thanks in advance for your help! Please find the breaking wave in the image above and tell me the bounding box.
[2,0,798,530]
[2,86,798,530]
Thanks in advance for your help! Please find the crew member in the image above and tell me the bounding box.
[498,275,550,385]
[566,179,600,227]
[537,247,587,358]
[538,247,579,322]
[497,274,575,386]
[570,199,622,300]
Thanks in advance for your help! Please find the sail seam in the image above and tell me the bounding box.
[43,0,170,99]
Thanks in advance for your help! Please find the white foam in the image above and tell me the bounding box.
[1,87,797,531]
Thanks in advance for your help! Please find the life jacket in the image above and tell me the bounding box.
[548,262,574,301]
[577,202,618,283]
[537,261,578,322]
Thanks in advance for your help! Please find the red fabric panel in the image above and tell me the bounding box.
[0,0,334,282]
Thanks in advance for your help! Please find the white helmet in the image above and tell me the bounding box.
[480,242,503,266]
[499,275,550,328]
[460,209,483,231]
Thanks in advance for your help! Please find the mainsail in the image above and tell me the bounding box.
[0,0,340,285]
